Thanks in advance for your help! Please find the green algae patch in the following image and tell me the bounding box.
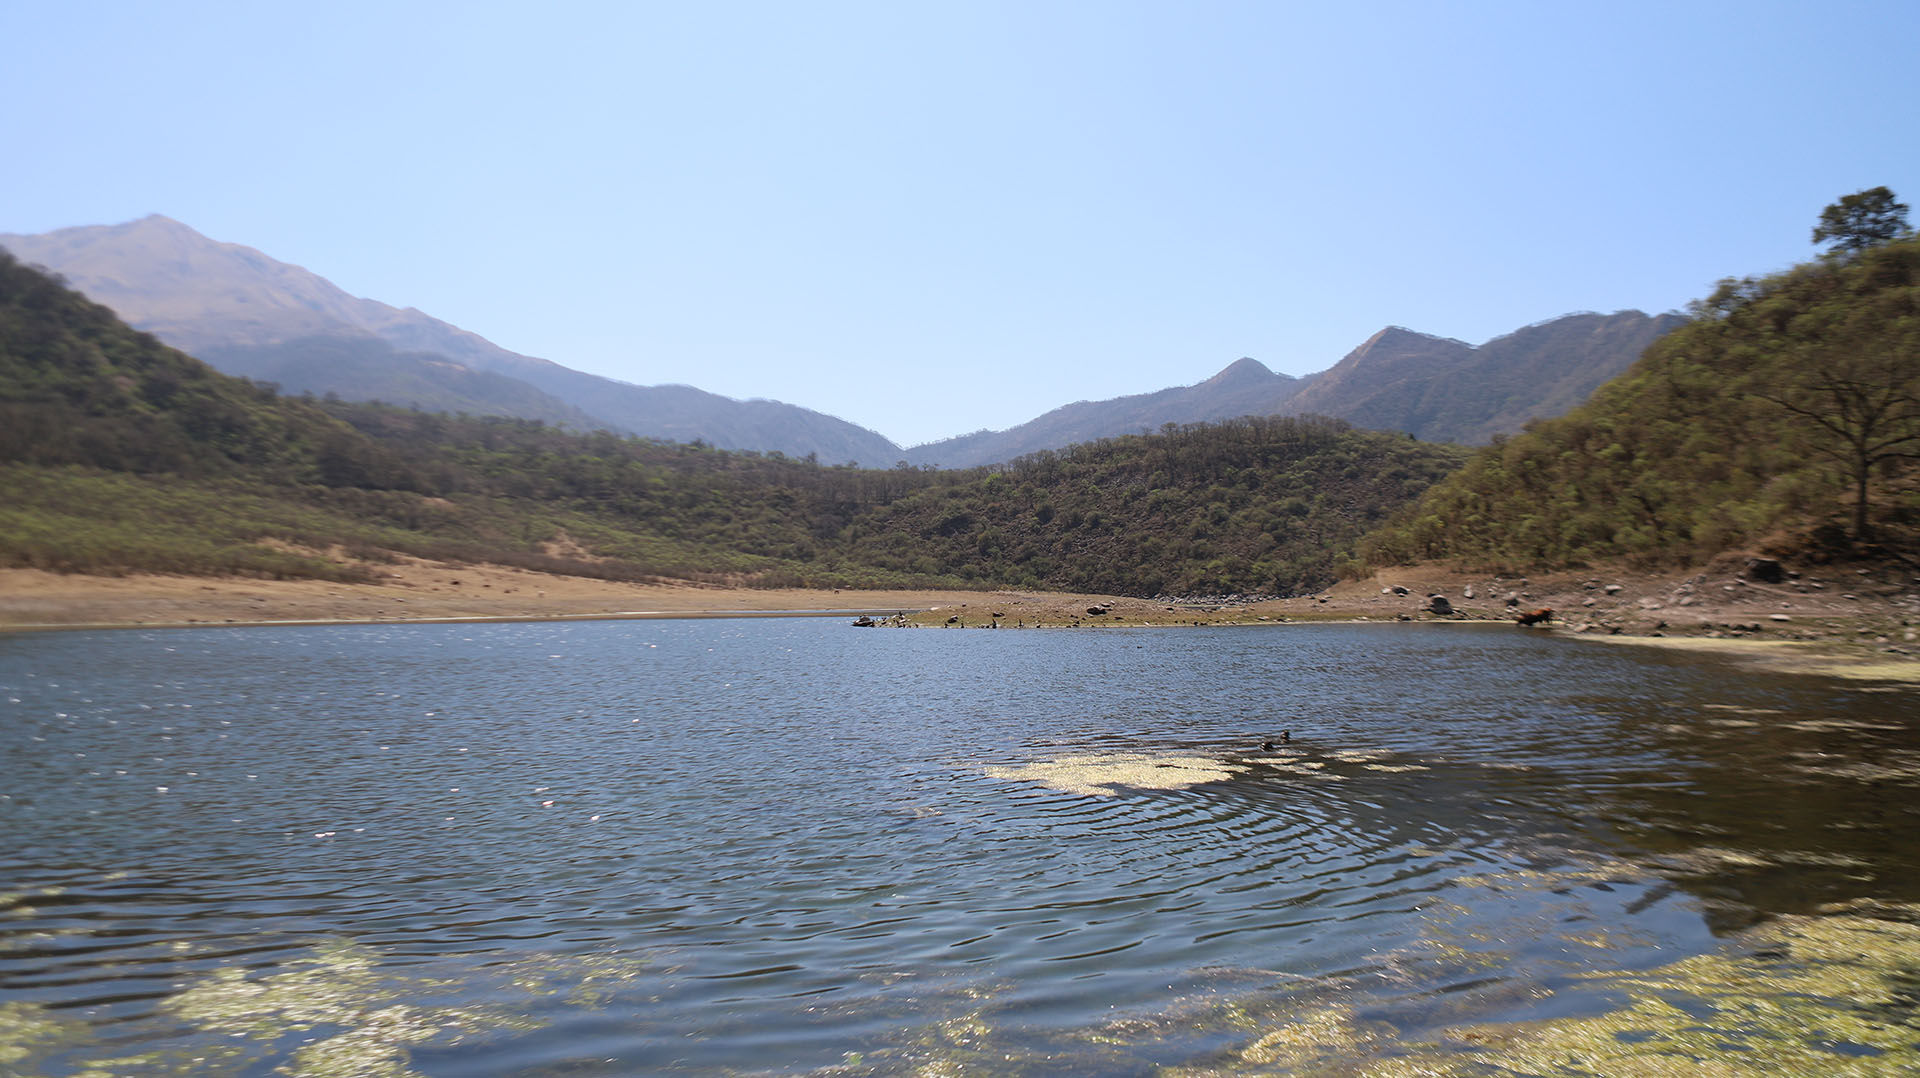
[0,1002,83,1070]
[161,940,523,1076]
[0,939,652,1078]
[984,752,1247,797]
[1156,913,1920,1077]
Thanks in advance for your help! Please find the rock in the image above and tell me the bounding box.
[1582,598,1597,607]
[1769,614,1791,622]
[1463,585,1475,599]
[1391,585,1409,596]
[1506,596,1521,607]
[1086,605,1109,616]
[1605,584,1623,595]
[1426,595,1454,616]
[852,616,876,627]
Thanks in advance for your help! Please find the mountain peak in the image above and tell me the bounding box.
[126,213,191,230]
[1207,356,1274,381]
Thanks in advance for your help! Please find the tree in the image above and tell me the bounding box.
[1757,244,1920,543]
[1813,186,1910,257]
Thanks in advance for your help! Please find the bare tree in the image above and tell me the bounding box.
[1760,301,1920,542]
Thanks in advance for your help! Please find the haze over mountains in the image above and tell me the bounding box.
[0,216,900,465]
[2,216,1681,467]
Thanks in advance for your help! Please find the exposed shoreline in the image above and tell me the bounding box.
[4,560,1916,684]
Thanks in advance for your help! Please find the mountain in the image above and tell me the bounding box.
[902,357,1308,469]
[903,311,1679,468]
[0,215,904,464]
[194,335,609,428]
[1,248,1460,596]
[5,215,1680,470]
[1359,236,1920,570]
[1285,312,1687,445]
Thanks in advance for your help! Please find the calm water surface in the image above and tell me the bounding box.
[2,619,1916,1075]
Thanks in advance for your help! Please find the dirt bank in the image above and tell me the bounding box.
[5,558,1916,683]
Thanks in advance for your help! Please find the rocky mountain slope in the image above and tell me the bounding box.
[1,216,902,463]
[903,311,1679,468]
[7,216,1679,468]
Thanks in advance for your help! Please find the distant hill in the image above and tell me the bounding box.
[5,215,1679,468]
[903,357,1308,468]
[0,216,904,464]
[1285,311,1687,446]
[903,311,1679,468]
[1,249,1462,596]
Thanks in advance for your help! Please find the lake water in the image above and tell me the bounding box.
[3,619,1917,1075]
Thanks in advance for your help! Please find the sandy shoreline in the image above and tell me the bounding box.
[4,559,1916,684]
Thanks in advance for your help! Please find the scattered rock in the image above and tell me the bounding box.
[1605,584,1623,595]
[1426,595,1454,616]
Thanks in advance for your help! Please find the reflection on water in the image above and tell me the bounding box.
[1,620,1916,1075]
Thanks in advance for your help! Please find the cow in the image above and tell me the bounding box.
[1515,607,1555,627]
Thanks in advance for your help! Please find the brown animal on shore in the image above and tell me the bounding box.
[1515,607,1555,626]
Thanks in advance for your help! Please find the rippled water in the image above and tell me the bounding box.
[3,619,1917,1075]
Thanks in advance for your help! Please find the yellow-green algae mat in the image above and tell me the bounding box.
[0,939,645,1078]
[1169,910,1920,1076]
[5,917,1919,1075]
[872,911,1920,1077]
[983,752,1249,796]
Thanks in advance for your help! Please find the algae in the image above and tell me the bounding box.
[0,1002,81,1070]
[0,938,647,1077]
[983,753,1247,797]
[1155,914,1920,1077]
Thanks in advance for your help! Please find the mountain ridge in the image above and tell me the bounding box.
[0,216,904,464]
[901,311,1678,467]
[6,216,1681,467]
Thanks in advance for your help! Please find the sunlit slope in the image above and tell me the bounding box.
[1361,237,1920,570]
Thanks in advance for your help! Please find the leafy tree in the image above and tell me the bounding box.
[1813,186,1911,257]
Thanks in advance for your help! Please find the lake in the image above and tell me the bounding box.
[3,618,1917,1075]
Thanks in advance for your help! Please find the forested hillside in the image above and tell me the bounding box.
[2,251,1461,595]
[857,418,1463,595]
[1361,217,1919,572]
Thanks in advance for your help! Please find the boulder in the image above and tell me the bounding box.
[1426,595,1454,616]
[1745,557,1787,584]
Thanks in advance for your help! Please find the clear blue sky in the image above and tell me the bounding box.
[5,1,1917,448]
